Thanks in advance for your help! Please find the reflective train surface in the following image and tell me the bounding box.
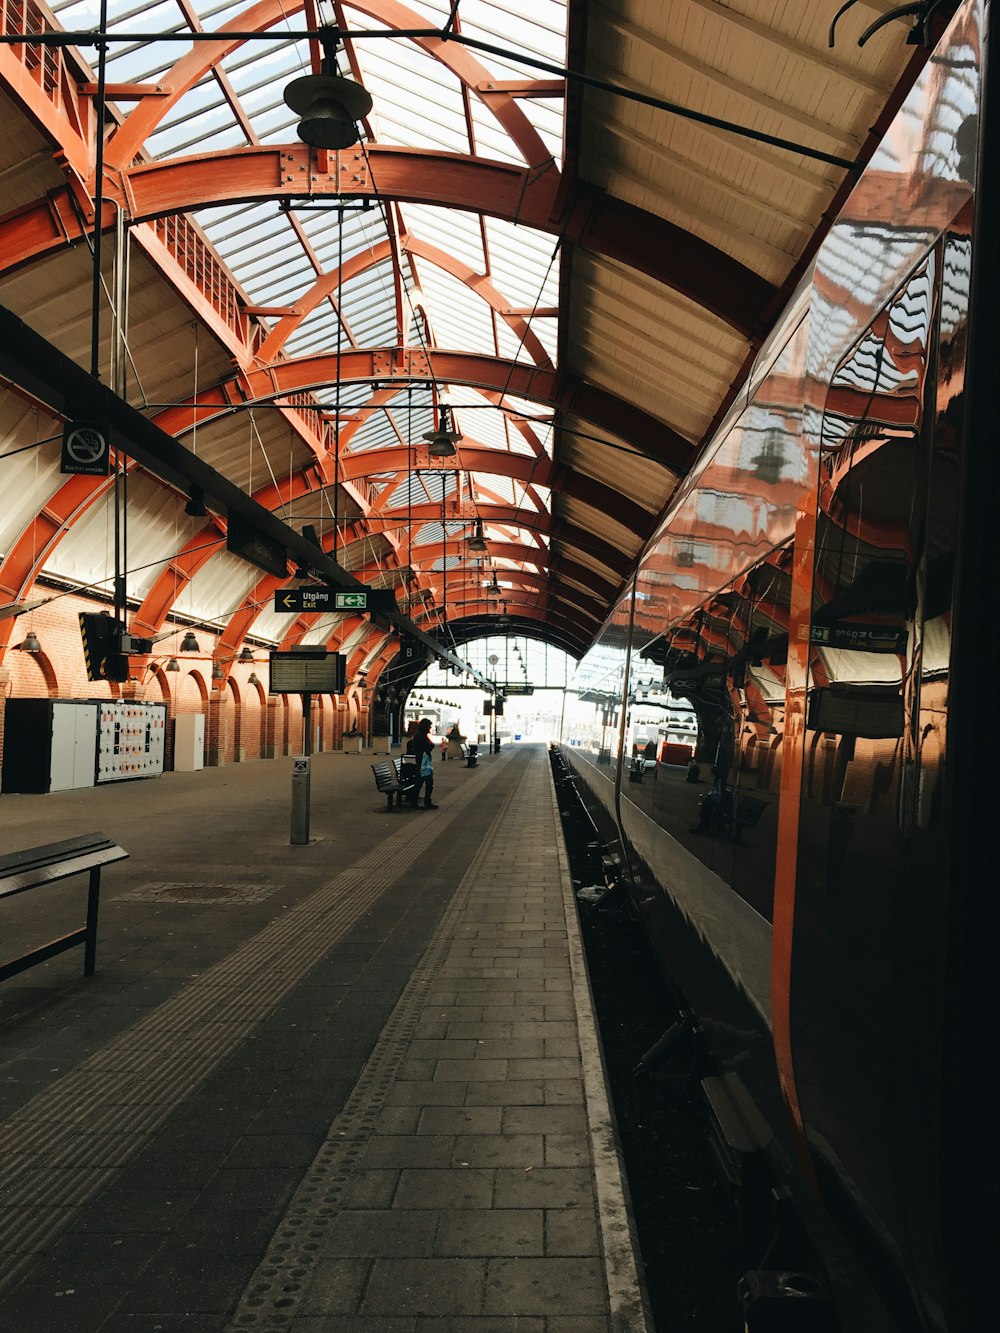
[559,2,997,1328]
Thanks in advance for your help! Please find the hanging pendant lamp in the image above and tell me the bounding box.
[468,518,487,552]
[423,406,462,457]
[283,35,373,150]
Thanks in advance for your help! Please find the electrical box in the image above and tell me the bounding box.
[96,700,167,783]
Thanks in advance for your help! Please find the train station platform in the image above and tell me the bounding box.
[0,744,650,1331]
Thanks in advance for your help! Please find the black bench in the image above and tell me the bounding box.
[0,832,129,984]
[371,759,418,811]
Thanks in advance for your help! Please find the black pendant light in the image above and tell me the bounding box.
[423,405,462,457]
[468,518,487,552]
[284,33,373,150]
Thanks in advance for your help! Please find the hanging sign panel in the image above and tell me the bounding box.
[61,422,110,476]
[269,650,346,694]
[227,512,287,578]
[273,586,397,614]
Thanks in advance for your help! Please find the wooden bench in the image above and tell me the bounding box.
[0,832,129,984]
[371,759,418,811]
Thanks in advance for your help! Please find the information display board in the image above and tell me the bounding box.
[269,650,346,694]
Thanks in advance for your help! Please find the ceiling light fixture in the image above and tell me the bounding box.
[467,518,487,552]
[180,631,200,652]
[423,405,462,457]
[283,32,373,150]
[165,657,180,672]
[19,631,41,653]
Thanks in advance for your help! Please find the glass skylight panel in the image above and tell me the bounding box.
[401,205,489,273]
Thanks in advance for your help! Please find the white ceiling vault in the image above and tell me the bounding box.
[0,0,932,674]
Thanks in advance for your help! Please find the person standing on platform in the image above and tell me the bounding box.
[446,722,465,761]
[409,717,438,809]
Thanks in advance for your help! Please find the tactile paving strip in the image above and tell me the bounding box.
[0,761,493,1296]
[226,760,525,1329]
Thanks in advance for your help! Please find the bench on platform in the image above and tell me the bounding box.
[372,759,418,811]
[721,794,769,843]
[0,832,129,984]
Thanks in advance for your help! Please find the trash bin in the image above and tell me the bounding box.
[466,745,478,768]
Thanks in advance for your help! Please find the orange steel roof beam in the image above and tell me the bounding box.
[0,146,772,339]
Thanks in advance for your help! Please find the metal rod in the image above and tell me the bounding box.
[1,27,857,169]
[90,4,109,381]
[84,867,101,976]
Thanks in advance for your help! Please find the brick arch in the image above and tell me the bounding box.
[5,646,57,697]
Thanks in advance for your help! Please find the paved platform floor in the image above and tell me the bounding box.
[0,744,650,1331]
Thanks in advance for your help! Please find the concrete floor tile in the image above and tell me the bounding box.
[361,1258,486,1316]
[341,1170,400,1209]
[451,1134,543,1168]
[418,1106,502,1136]
[463,1081,544,1107]
[433,1208,544,1257]
[433,1060,508,1082]
[541,1080,585,1104]
[543,1132,591,1167]
[413,1320,544,1333]
[472,1038,545,1060]
[547,1319,611,1332]
[393,1168,494,1210]
[409,1040,479,1059]
[546,1204,600,1256]
[483,1256,608,1317]
[116,1253,258,1314]
[507,1058,581,1081]
[493,1167,595,1210]
[300,1256,371,1315]
[388,1080,470,1106]
[444,1022,513,1040]
[500,1106,587,1136]
[362,1135,456,1169]
[221,1132,320,1169]
[326,1209,439,1256]
[377,1105,422,1134]
[291,1321,415,1332]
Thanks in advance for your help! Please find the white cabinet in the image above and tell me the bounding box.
[49,702,99,791]
[173,712,205,771]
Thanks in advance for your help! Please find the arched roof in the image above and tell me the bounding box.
[0,0,933,671]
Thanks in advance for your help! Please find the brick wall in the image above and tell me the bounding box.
[0,591,363,781]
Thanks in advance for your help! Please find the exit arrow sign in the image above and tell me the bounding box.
[274,586,397,614]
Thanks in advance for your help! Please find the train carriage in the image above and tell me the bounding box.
[560,2,998,1328]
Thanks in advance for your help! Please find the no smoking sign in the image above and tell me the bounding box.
[61,421,110,475]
